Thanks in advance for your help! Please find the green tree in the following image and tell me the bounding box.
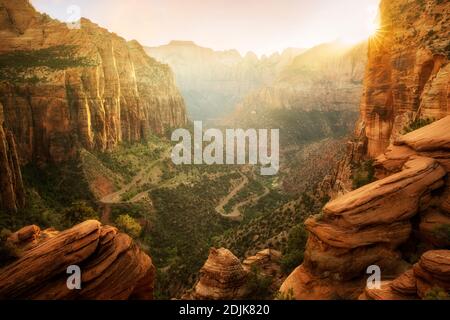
[115,214,142,238]
[402,118,435,134]
[62,202,99,228]
[246,265,273,300]
[281,224,308,274]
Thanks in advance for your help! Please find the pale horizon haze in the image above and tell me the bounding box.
[31,0,380,56]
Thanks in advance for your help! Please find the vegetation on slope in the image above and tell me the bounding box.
[0,45,96,83]
[402,117,435,134]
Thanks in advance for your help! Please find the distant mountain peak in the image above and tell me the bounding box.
[168,40,197,46]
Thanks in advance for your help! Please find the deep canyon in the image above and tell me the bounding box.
[0,0,449,301]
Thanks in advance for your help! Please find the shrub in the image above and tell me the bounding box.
[246,265,273,300]
[0,45,96,83]
[424,287,449,300]
[275,288,295,300]
[352,160,375,189]
[281,225,308,274]
[402,118,435,134]
[115,214,142,238]
[62,202,99,228]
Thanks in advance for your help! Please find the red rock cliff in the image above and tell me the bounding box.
[281,0,450,300]
[359,0,450,157]
[0,0,187,164]
[0,102,24,212]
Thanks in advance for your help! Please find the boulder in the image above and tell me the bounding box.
[190,248,250,300]
[0,220,155,300]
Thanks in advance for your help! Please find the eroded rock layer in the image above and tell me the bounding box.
[331,0,450,197]
[189,248,250,300]
[0,102,24,212]
[362,250,450,300]
[281,117,450,300]
[0,0,187,164]
[358,0,450,157]
[0,220,155,300]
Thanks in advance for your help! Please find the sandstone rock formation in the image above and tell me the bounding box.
[357,0,450,157]
[186,248,284,300]
[362,250,450,300]
[280,116,450,300]
[188,248,250,300]
[331,0,450,197]
[0,220,155,300]
[243,249,284,291]
[0,0,187,165]
[0,102,24,213]
[243,249,282,276]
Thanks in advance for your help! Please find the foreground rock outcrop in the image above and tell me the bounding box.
[185,248,283,300]
[281,116,450,300]
[188,248,250,300]
[362,250,450,300]
[0,0,187,164]
[0,220,155,300]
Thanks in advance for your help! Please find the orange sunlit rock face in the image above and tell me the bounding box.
[358,0,450,157]
[0,0,187,164]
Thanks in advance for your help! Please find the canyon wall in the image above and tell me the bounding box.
[332,0,450,197]
[0,102,24,213]
[147,41,304,121]
[232,41,367,120]
[281,0,450,300]
[358,0,450,157]
[0,0,187,165]
[281,115,450,300]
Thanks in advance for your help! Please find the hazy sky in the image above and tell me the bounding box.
[31,0,380,56]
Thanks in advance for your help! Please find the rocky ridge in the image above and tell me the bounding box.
[280,116,450,300]
[146,41,305,121]
[231,41,367,124]
[331,0,450,197]
[0,220,155,299]
[0,0,187,165]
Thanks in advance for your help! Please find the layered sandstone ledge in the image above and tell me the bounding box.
[185,248,283,300]
[0,220,155,300]
[362,250,450,300]
[280,117,450,300]
[358,0,450,157]
[190,248,250,300]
